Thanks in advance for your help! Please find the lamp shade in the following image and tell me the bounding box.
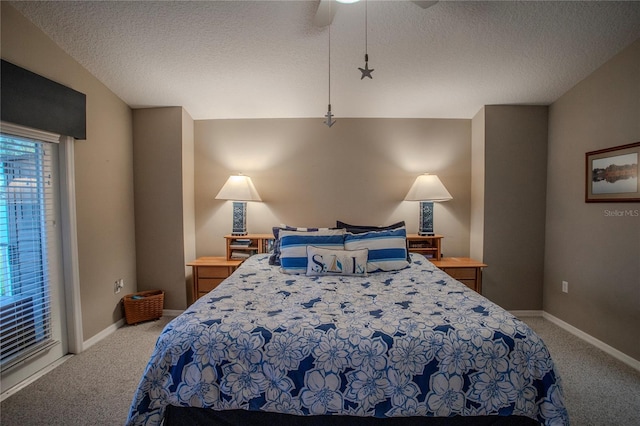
[404,174,452,202]
[215,175,262,202]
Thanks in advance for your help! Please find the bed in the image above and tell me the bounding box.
[126,228,568,426]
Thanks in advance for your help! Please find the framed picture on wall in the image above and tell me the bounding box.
[585,141,640,202]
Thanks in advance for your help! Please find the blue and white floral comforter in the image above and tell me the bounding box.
[127,254,568,425]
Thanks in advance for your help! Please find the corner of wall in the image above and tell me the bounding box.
[470,108,486,261]
[182,108,196,305]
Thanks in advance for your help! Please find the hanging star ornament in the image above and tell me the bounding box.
[359,54,374,79]
[324,104,336,127]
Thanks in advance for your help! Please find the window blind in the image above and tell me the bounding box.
[0,132,56,370]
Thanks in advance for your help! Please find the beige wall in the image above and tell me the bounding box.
[194,118,471,259]
[481,106,549,310]
[133,107,195,310]
[545,39,640,360]
[470,106,549,310]
[1,3,136,340]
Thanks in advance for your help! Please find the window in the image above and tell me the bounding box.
[0,133,56,369]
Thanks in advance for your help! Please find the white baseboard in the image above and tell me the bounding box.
[83,312,179,352]
[83,318,125,351]
[510,310,639,372]
[83,311,182,350]
[542,311,640,373]
[510,310,544,317]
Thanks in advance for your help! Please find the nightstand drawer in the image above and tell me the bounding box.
[458,279,477,290]
[198,278,225,293]
[198,266,233,278]
[443,267,476,280]
[187,257,242,304]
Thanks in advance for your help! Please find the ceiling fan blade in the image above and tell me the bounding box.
[411,1,439,9]
[313,0,337,27]
[313,0,435,27]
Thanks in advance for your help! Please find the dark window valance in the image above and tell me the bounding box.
[1,60,86,140]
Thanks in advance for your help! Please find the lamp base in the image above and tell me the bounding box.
[418,201,435,236]
[231,201,247,236]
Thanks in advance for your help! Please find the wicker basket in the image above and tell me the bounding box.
[122,290,164,325]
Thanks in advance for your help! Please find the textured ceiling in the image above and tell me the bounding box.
[9,0,640,120]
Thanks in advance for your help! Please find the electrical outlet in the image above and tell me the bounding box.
[114,279,124,294]
[562,281,568,293]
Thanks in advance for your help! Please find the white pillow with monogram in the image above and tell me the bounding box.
[306,246,368,276]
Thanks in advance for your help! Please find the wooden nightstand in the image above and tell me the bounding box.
[406,234,442,260]
[187,257,242,304]
[431,257,487,294]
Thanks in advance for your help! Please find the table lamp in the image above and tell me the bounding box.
[404,173,452,236]
[215,174,262,236]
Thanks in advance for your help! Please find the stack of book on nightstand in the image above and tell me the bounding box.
[230,251,251,260]
[229,238,254,259]
[229,238,251,248]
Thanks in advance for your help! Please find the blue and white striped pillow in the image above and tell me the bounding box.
[269,225,323,266]
[344,227,410,272]
[279,229,345,274]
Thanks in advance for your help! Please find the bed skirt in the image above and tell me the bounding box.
[164,406,540,426]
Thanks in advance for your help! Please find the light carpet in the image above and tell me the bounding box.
[1,316,639,425]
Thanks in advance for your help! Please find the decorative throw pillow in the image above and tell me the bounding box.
[306,246,368,276]
[279,229,345,274]
[335,220,406,234]
[337,220,411,263]
[344,226,410,272]
[269,225,323,265]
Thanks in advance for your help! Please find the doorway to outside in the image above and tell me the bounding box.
[0,129,68,393]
